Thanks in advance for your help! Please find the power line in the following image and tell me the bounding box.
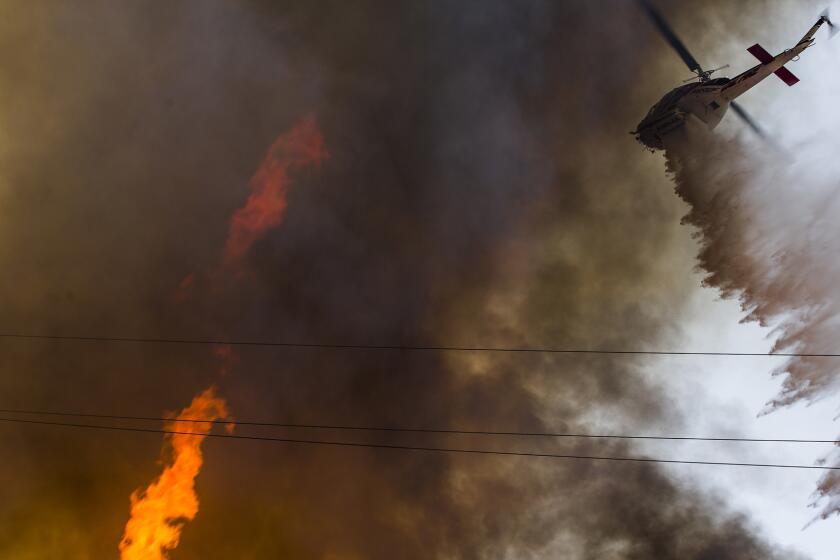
[0,407,834,444]
[0,416,836,470]
[0,332,832,358]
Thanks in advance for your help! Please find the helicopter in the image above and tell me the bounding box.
[634,1,837,151]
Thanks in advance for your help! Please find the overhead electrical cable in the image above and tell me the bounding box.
[0,416,836,470]
[0,332,833,358]
[0,407,835,444]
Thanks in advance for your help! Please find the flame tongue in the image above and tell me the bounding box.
[119,116,326,558]
[223,114,327,268]
[119,387,231,560]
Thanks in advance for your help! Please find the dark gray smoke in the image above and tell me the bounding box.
[0,1,804,557]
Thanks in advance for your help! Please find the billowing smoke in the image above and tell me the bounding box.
[0,1,810,558]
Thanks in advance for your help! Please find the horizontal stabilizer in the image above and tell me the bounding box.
[747,43,800,86]
[747,43,774,63]
[773,66,800,86]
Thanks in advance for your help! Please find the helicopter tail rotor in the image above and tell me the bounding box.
[821,8,838,38]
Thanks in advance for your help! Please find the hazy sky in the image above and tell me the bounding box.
[1,1,838,558]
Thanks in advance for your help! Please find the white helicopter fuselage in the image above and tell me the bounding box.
[676,82,729,129]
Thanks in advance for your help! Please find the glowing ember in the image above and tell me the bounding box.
[223,114,328,267]
[174,273,195,303]
[119,387,232,559]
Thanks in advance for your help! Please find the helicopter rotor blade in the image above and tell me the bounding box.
[729,101,767,139]
[638,0,703,74]
[729,101,787,155]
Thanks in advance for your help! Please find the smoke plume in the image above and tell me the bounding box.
[0,1,809,558]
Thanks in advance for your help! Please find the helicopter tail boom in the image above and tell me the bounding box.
[721,14,834,100]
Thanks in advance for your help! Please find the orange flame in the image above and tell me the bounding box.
[223,114,328,267]
[129,115,325,558]
[119,387,232,559]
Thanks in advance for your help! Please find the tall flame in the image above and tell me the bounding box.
[223,114,328,267]
[119,387,232,559]
[119,115,326,558]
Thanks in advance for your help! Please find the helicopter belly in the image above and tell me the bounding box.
[678,91,729,130]
[705,101,728,129]
[689,100,728,130]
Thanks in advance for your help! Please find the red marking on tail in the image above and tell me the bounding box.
[747,43,800,86]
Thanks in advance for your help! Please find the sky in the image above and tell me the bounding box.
[1,1,839,558]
